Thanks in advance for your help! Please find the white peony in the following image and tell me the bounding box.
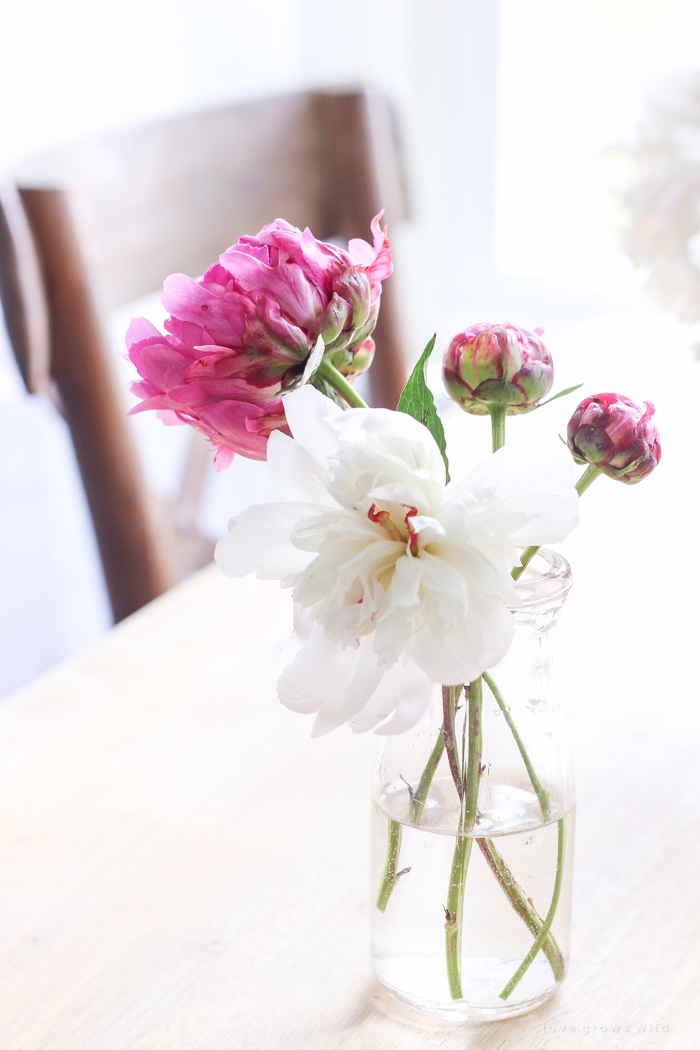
[216,386,578,736]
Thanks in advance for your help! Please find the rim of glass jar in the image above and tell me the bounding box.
[508,546,572,610]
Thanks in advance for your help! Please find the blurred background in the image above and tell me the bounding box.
[1,0,699,701]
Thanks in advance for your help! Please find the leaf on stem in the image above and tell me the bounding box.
[397,334,450,482]
[530,383,584,411]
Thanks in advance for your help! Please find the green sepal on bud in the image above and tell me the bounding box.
[443,323,554,416]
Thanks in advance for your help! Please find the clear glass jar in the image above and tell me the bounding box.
[370,548,575,1021]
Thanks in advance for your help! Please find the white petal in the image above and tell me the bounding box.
[374,669,435,735]
[409,594,514,685]
[215,502,316,581]
[435,541,518,605]
[282,385,343,473]
[270,631,301,671]
[349,662,434,735]
[373,606,413,669]
[277,625,356,715]
[452,437,579,546]
[409,515,447,544]
[334,404,443,472]
[269,604,314,670]
[311,637,383,736]
[276,629,384,735]
[266,430,333,504]
[330,406,446,510]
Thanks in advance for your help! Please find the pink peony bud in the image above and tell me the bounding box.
[567,393,661,484]
[443,322,554,415]
[126,214,392,467]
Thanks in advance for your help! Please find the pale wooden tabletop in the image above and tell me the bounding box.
[0,541,697,1050]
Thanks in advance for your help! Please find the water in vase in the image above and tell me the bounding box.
[371,773,575,1021]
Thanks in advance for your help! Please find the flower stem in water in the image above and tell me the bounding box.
[463,679,482,828]
[442,685,463,800]
[375,728,445,913]
[499,816,568,999]
[375,818,404,913]
[411,727,445,823]
[482,670,551,820]
[445,835,472,998]
[477,836,566,983]
[445,677,482,999]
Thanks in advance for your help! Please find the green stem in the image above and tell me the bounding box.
[375,818,404,913]
[478,836,565,983]
[499,816,568,999]
[575,462,602,496]
[445,677,483,999]
[411,728,445,823]
[482,671,551,821]
[445,836,472,998]
[489,404,507,452]
[511,463,603,581]
[375,728,445,913]
[511,544,539,582]
[463,679,482,829]
[315,357,369,409]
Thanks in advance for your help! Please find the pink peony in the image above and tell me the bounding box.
[126,213,392,469]
[567,393,661,484]
[443,323,554,415]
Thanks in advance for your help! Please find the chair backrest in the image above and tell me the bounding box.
[1,88,409,622]
[0,185,50,395]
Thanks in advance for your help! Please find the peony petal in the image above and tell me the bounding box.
[409,593,514,685]
[215,501,317,581]
[161,272,246,349]
[197,401,270,461]
[276,629,384,735]
[266,430,333,505]
[213,447,235,471]
[311,636,384,736]
[372,666,435,735]
[277,625,358,716]
[346,237,375,267]
[281,385,343,472]
[219,249,323,330]
[347,212,393,284]
[270,604,314,670]
[453,437,579,546]
[349,662,433,735]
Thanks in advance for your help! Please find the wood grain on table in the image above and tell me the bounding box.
[0,563,697,1050]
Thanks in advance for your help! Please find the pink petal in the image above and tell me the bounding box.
[213,446,235,471]
[218,249,324,330]
[161,272,246,350]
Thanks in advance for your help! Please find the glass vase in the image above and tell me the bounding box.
[370,548,575,1022]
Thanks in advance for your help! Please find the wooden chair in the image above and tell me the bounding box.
[0,88,409,624]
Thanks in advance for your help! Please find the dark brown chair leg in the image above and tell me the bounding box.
[19,188,170,622]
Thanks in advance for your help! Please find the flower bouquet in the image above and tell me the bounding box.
[127,216,661,1021]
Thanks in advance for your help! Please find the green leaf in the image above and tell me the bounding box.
[531,383,584,411]
[397,334,450,482]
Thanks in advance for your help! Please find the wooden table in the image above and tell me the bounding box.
[0,545,697,1049]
